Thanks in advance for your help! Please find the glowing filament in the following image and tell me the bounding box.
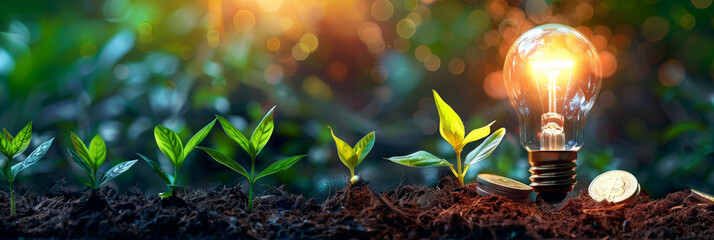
[530,59,574,150]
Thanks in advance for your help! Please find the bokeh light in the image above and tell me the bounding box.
[396,18,416,39]
[371,0,394,21]
[234,10,256,32]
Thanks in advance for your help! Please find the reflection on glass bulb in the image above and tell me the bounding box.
[503,24,602,202]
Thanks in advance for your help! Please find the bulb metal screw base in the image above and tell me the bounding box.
[528,150,577,203]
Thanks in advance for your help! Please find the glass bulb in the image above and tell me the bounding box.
[504,24,602,151]
[503,24,602,202]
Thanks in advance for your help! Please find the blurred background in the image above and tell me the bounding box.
[1,0,713,199]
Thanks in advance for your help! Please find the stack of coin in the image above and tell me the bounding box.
[588,170,641,205]
[476,174,532,200]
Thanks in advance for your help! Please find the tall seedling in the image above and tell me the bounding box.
[0,122,54,216]
[386,90,506,186]
[198,106,306,211]
[328,127,375,184]
[69,132,137,190]
[137,119,216,198]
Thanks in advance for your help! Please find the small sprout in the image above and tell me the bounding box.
[138,119,216,198]
[0,122,54,217]
[386,90,506,186]
[68,132,137,190]
[198,106,306,211]
[327,126,375,184]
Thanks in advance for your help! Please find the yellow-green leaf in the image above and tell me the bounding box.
[3,129,13,142]
[70,132,92,167]
[88,134,106,170]
[0,133,14,159]
[353,131,375,164]
[182,119,216,164]
[433,90,464,150]
[154,126,184,167]
[12,122,32,156]
[461,121,494,149]
[250,106,275,157]
[217,115,253,157]
[328,126,358,170]
[255,155,305,180]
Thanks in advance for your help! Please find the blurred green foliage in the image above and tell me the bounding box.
[1,0,714,198]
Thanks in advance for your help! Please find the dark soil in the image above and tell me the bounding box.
[1,177,713,239]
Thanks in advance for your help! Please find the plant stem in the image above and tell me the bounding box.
[91,171,97,189]
[173,166,180,185]
[249,156,255,212]
[456,150,464,186]
[349,168,355,184]
[9,183,15,217]
[448,165,458,177]
[248,180,253,212]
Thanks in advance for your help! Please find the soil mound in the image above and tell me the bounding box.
[1,177,713,239]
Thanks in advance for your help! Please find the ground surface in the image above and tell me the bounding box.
[1,177,713,239]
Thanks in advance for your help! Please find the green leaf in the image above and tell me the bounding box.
[70,132,92,168]
[97,160,138,187]
[255,155,305,181]
[11,138,54,180]
[353,131,375,164]
[0,135,14,160]
[182,119,216,164]
[465,128,506,166]
[250,106,275,157]
[217,115,253,157]
[12,122,32,157]
[136,153,174,185]
[154,125,184,167]
[68,148,94,183]
[158,191,173,198]
[88,134,106,170]
[433,90,465,151]
[461,121,494,148]
[386,151,452,168]
[328,126,358,170]
[197,146,249,179]
[3,129,13,142]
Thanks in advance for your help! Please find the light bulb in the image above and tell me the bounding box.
[503,24,602,202]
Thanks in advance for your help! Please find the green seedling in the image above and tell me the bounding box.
[387,90,506,186]
[327,127,375,184]
[198,106,306,211]
[137,119,216,198]
[68,132,137,190]
[0,122,54,217]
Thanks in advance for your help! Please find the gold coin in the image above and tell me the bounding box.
[626,184,641,205]
[588,170,639,204]
[477,174,532,194]
[476,182,530,199]
[691,189,714,203]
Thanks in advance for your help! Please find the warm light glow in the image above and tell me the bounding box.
[527,58,575,150]
[530,59,574,70]
[503,24,602,151]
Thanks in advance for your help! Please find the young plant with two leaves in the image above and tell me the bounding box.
[197,106,306,211]
[328,127,374,184]
[387,90,506,186]
[137,119,216,198]
[68,133,137,190]
[0,122,54,216]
